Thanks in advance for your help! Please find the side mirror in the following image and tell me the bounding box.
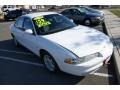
[25,29,33,34]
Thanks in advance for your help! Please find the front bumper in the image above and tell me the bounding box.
[91,17,104,25]
[60,42,113,76]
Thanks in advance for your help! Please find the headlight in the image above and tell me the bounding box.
[64,58,76,64]
[105,36,111,44]
[96,17,101,19]
[64,52,102,64]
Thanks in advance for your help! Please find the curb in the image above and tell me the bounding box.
[103,12,120,84]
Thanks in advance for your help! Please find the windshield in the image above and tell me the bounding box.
[78,7,90,13]
[85,7,98,13]
[32,14,76,35]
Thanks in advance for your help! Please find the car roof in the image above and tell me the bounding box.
[22,12,58,19]
[63,6,90,10]
[61,7,79,12]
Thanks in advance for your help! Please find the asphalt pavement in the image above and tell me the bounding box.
[0,21,118,85]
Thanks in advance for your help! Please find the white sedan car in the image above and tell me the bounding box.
[10,12,113,76]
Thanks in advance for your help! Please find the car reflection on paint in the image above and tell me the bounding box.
[61,7,104,26]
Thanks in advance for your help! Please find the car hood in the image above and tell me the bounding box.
[42,25,109,57]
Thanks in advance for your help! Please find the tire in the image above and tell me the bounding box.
[12,35,20,47]
[42,51,59,72]
[84,19,91,26]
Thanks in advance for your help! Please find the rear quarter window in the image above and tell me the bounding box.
[14,17,24,28]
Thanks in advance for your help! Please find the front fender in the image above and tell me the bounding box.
[36,36,77,69]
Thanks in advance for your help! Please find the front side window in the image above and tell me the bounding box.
[23,18,34,30]
[32,14,76,35]
[62,9,70,14]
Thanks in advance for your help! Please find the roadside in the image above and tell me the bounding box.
[0,13,4,21]
[104,9,120,84]
[110,9,120,17]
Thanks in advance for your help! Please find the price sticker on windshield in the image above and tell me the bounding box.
[33,16,51,28]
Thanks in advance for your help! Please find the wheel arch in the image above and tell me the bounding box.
[84,18,91,21]
[39,49,54,63]
[11,33,14,37]
[84,18,91,25]
[39,49,60,71]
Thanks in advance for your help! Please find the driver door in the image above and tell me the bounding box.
[70,9,84,24]
[22,17,38,54]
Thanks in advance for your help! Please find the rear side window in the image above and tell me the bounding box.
[15,17,24,28]
[62,9,70,14]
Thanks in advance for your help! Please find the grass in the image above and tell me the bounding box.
[110,9,120,17]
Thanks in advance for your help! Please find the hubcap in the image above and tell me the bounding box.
[44,55,55,71]
[85,20,90,25]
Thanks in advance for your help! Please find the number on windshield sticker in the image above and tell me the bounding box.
[33,16,51,28]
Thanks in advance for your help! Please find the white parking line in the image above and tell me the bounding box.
[92,72,113,77]
[0,55,113,78]
[0,49,34,55]
[0,56,44,67]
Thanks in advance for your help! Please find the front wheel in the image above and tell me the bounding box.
[84,19,91,26]
[42,52,59,72]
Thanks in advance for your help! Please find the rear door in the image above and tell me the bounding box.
[13,17,25,45]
